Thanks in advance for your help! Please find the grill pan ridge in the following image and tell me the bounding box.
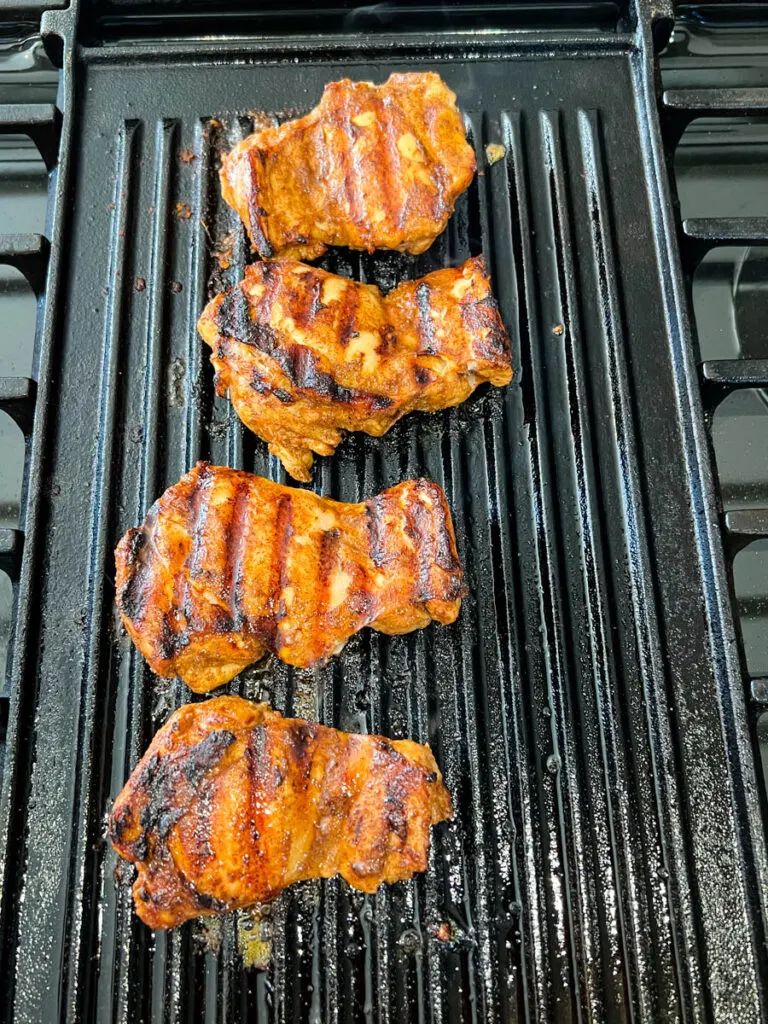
[1,1,767,1021]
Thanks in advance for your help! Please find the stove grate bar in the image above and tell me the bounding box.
[0,234,49,296]
[661,85,768,145]
[682,217,768,265]
[0,377,37,435]
[724,509,768,552]
[663,85,768,115]
[0,103,61,171]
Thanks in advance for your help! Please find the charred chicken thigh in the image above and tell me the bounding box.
[115,464,466,692]
[220,72,476,260]
[110,696,453,929]
[198,256,512,481]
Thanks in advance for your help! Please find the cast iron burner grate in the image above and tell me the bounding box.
[0,2,766,1021]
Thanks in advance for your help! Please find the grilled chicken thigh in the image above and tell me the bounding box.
[220,72,476,260]
[198,256,512,481]
[110,696,453,929]
[115,464,465,692]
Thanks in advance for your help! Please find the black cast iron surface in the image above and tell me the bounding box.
[1,2,767,1021]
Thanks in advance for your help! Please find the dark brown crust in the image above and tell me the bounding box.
[220,72,476,260]
[109,696,453,929]
[197,255,512,482]
[115,464,466,692]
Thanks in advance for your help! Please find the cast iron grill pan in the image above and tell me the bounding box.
[1,12,767,1023]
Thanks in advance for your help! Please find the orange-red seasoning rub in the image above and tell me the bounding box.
[220,72,476,261]
[197,256,512,481]
[109,696,453,929]
[115,464,466,692]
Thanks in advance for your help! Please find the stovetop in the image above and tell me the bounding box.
[0,5,766,792]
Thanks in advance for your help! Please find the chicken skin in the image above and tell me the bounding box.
[110,696,453,929]
[198,256,512,481]
[115,464,465,692]
[219,72,476,261]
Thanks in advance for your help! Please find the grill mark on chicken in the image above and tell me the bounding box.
[402,489,434,602]
[132,728,236,856]
[183,729,237,785]
[225,480,251,631]
[284,720,317,781]
[219,73,476,260]
[293,274,323,328]
[109,696,454,929]
[246,154,273,258]
[378,93,402,230]
[215,286,388,409]
[431,493,465,576]
[365,494,388,569]
[461,292,510,363]
[415,281,436,355]
[186,462,214,582]
[115,465,465,690]
[317,526,342,620]
[262,492,294,647]
[119,527,151,622]
[217,286,279,353]
[198,255,512,481]
[340,87,365,236]
[250,370,294,404]
[172,464,214,655]
[337,286,360,348]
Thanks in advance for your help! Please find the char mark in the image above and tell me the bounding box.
[253,494,295,649]
[177,870,230,913]
[337,286,360,347]
[215,287,280,352]
[109,804,134,845]
[225,481,251,630]
[217,285,389,408]
[182,729,237,786]
[418,482,463,575]
[193,890,229,912]
[461,294,512,364]
[119,528,152,623]
[403,495,433,601]
[365,495,389,568]
[383,791,408,841]
[132,728,237,854]
[277,345,390,408]
[158,612,189,660]
[285,721,319,779]
[416,281,437,355]
[185,466,215,580]
[318,527,341,580]
[317,527,342,616]
[246,171,274,257]
[292,274,323,328]
[250,372,294,404]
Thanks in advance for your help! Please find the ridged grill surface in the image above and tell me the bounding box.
[1,36,767,1024]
